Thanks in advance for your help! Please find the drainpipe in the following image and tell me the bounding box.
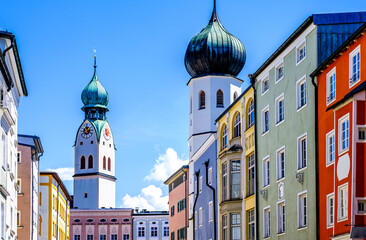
[249,75,258,240]
[184,170,187,238]
[2,37,14,59]
[205,160,216,240]
[311,76,319,240]
[192,170,200,240]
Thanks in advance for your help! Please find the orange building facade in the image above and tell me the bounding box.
[312,24,366,239]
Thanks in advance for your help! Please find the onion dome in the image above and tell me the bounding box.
[81,57,109,110]
[184,1,246,78]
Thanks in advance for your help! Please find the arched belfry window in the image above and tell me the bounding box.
[217,90,224,107]
[248,99,254,129]
[103,156,106,170]
[88,155,93,169]
[233,92,238,101]
[80,156,86,169]
[233,113,241,138]
[222,125,227,150]
[199,91,205,109]
[108,158,111,171]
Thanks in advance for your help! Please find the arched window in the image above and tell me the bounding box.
[80,156,86,169]
[248,100,254,129]
[222,125,227,150]
[233,92,238,101]
[233,113,241,138]
[88,155,93,169]
[199,91,205,109]
[108,158,111,171]
[103,156,106,170]
[217,90,224,107]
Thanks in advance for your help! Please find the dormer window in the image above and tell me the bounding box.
[199,91,205,109]
[217,90,224,107]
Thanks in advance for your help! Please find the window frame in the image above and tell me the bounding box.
[222,125,228,150]
[296,75,307,111]
[296,40,306,65]
[275,94,285,126]
[261,75,269,95]
[199,207,202,227]
[248,154,255,196]
[222,215,227,240]
[263,206,271,239]
[338,183,348,221]
[262,156,270,187]
[209,201,213,222]
[248,209,255,240]
[326,67,336,105]
[297,191,307,229]
[247,99,254,129]
[230,213,241,240]
[326,130,335,166]
[275,61,284,83]
[262,105,270,135]
[199,90,206,110]
[222,163,228,201]
[230,160,241,199]
[217,89,224,108]
[297,133,307,170]
[233,112,241,138]
[327,193,335,228]
[338,114,350,155]
[277,200,286,235]
[276,146,285,180]
[349,45,361,88]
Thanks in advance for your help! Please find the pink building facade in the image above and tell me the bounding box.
[70,208,133,240]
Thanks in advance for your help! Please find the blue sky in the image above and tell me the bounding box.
[1,0,363,210]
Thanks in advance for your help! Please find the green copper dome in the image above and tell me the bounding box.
[184,2,246,78]
[81,65,109,110]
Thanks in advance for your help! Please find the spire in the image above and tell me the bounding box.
[210,0,218,22]
[93,50,97,74]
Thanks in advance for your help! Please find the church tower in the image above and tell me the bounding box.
[185,0,246,159]
[73,57,116,209]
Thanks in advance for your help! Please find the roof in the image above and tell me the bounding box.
[215,85,252,124]
[164,165,188,185]
[311,23,366,78]
[250,12,366,80]
[133,210,169,216]
[18,134,44,154]
[40,171,72,201]
[0,31,28,96]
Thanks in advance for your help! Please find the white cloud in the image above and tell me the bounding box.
[121,185,168,211]
[46,167,74,181]
[145,148,188,182]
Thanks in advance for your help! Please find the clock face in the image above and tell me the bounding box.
[103,127,111,140]
[81,123,94,139]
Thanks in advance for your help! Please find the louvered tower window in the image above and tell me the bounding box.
[199,91,205,109]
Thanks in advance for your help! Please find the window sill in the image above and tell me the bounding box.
[326,161,335,168]
[277,232,286,237]
[276,177,285,183]
[296,56,306,66]
[275,120,285,127]
[275,76,284,84]
[297,104,307,112]
[337,217,348,223]
[297,167,307,173]
[262,89,269,96]
[216,105,224,108]
[262,130,270,137]
[198,107,206,110]
[297,226,307,231]
[326,98,336,107]
[338,148,349,156]
[349,78,360,89]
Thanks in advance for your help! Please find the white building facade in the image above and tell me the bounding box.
[132,211,169,240]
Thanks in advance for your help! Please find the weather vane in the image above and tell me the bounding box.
[93,49,97,68]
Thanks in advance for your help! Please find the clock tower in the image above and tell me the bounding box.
[73,57,116,209]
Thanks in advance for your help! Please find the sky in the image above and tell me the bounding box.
[0,0,364,211]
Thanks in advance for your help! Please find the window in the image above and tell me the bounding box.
[248,154,255,196]
[233,113,241,138]
[99,235,106,240]
[262,106,269,134]
[339,115,349,153]
[263,157,270,187]
[209,201,213,222]
[326,130,335,165]
[262,77,269,94]
[151,227,158,237]
[217,90,224,107]
[195,211,198,229]
[296,41,306,64]
[199,176,203,193]
[17,151,21,163]
[326,68,336,103]
[164,227,169,237]
[298,192,307,228]
[275,95,285,124]
[297,134,307,169]
[17,211,20,226]
[297,76,307,109]
[103,156,106,170]
[74,235,81,240]
[108,157,111,171]
[88,155,93,168]
[171,205,175,217]
[264,207,271,238]
[276,63,284,82]
[327,194,334,227]
[87,235,94,240]
[222,125,227,149]
[231,214,241,240]
[222,215,227,240]
[138,227,145,237]
[177,227,186,240]
[233,92,238,101]
[248,100,254,129]
[222,163,228,201]
[276,147,285,180]
[112,235,118,240]
[277,201,285,234]
[358,199,366,213]
[17,179,21,193]
[208,167,212,185]
[199,207,202,227]
[248,210,255,240]
[231,160,241,199]
[338,184,348,220]
[349,45,360,86]
[171,231,175,240]
[80,156,86,169]
[199,91,205,109]
[359,127,366,141]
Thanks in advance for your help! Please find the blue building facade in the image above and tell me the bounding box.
[191,135,217,240]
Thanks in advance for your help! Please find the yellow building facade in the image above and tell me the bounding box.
[39,172,71,240]
[216,86,255,240]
